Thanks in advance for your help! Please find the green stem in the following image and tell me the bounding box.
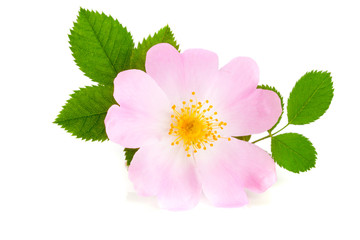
[272,123,290,136]
[251,135,271,144]
[251,123,290,144]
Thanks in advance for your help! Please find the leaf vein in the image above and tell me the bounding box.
[272,137,309,161]
[83,11,118,76]
[56,111,108,123]
[288,76,327,124]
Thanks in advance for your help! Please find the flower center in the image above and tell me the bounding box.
[168,92,230,157]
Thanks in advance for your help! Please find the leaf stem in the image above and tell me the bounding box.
[272,123,290,136]
[252,135,271,144]
[251,123,290,144]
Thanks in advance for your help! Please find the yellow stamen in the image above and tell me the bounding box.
[168,91,227,157]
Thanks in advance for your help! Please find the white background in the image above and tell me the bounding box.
[1,0,359,239]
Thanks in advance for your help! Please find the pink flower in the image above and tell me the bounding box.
[105,43,282,210]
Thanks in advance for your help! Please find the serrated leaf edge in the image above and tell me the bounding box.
[287,70,334,125]
[69,7,134,85]
[257,84,284,132]
[271,133,317,173]
[54,85,116,142]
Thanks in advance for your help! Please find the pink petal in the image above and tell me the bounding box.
[145,44,219,104]
[145,43,185,104]
[128,139,201,210]
[209,57,259,109]
[105,70,170,148]
[221,89,282,137]
[195,138,276,207]
[181,48,219,100]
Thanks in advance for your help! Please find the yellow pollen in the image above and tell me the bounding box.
[168,92,227,157]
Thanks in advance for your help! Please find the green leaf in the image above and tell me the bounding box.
[287,71,334,125]
[257,85,284,132]
[271,133,317,173]
[124,148,139,166]
[54,85,116,141]
[69,8,134,85]
[130,25,179,71]
[234,135,251,141]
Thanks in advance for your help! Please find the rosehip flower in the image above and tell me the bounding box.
[105,43,282,210]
